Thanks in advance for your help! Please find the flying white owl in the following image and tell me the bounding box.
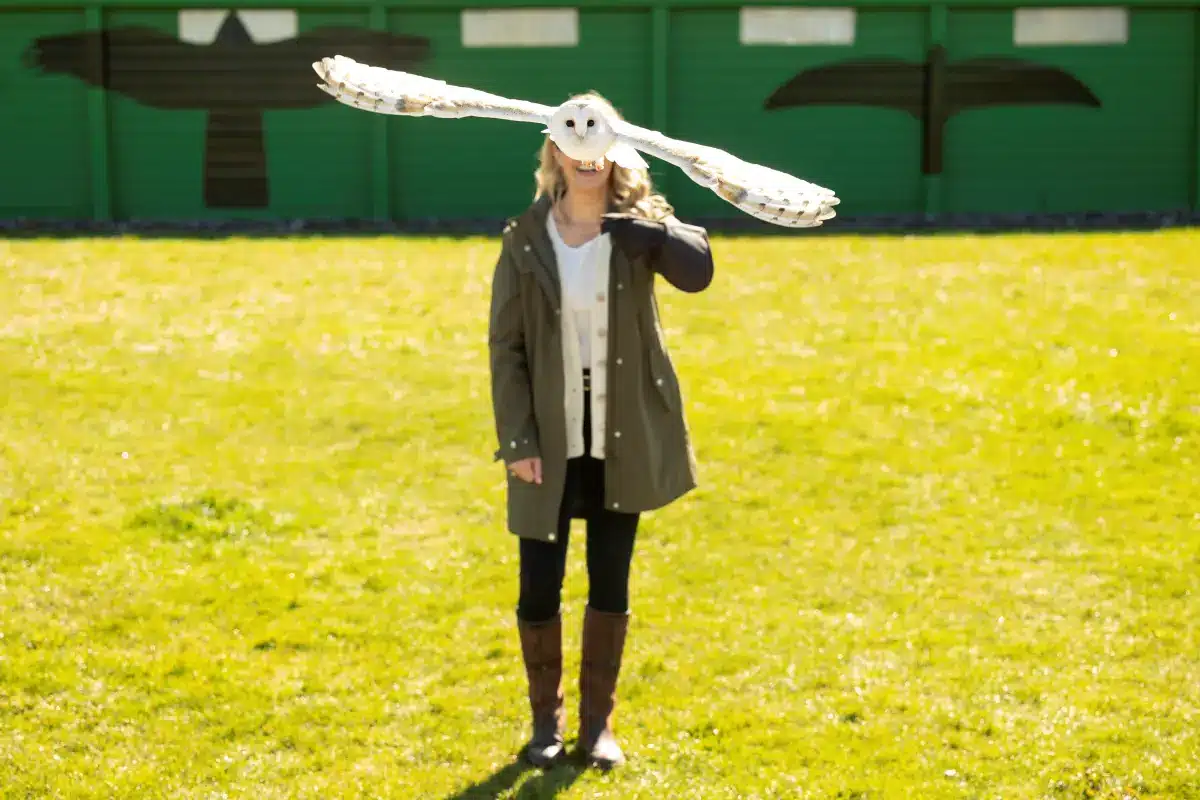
[311,55,839,228]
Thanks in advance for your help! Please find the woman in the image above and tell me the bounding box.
[488,92,714,770]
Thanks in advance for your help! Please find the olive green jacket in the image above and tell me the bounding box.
[488,194,713,541]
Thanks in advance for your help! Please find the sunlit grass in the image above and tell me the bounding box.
[1,229,1197,799]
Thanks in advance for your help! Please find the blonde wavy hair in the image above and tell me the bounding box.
[533,92,674,221]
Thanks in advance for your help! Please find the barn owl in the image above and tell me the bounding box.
[311,55,839,228]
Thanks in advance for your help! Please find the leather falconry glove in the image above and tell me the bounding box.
[601,213,714,293]
[601,213,668,260]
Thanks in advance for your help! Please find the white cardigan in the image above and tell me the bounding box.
[547,215,611,460]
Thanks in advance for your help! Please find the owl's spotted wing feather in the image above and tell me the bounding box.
[614,120,838,228]
[312,55,839,228]
[312,55,554,124]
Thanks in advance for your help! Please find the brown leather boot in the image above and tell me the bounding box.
[517,613,565,767]
[577,606,629,770]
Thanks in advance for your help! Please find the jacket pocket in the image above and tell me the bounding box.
[636,295,675,412]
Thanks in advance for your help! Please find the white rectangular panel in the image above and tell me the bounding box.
[461,8,579,48]
[178,9,228,45]
[1013,7,1129,45]
[236,10,298,44]
[739,7,856,46]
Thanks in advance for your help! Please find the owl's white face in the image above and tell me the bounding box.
[546,98,617,164]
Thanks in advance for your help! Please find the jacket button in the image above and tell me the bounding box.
[617,283,624,290]
[523,244,531,252]
[612,502,620,509]
[616,358,623,366]
[614,431,621,438]
[548,532,556,541]
[656,378,663,386]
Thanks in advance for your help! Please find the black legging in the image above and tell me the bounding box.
[516,374,640,622]
[518,509,638,622]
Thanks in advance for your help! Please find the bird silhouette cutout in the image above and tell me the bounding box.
[764,44,1101,175]
[25,13,430,208]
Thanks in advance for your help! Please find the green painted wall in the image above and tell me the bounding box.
[105,9,198,221]
[669,8,928,219]
[942,8,1195,214]
[1,1,1198,224]
[0,11,93,219]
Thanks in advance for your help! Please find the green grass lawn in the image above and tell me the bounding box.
[1,229,1197,799]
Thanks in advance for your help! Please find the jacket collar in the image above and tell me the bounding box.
[507,194,560,310]
[507,193,632,311]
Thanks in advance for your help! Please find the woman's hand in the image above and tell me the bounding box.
[508,457,543,484]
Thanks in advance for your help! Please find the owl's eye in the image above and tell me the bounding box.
[565,120,575,128]
[586,119,595,128]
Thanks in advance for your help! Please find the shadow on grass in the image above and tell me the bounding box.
[445,754,584,799]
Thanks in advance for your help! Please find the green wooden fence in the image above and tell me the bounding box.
[2,0,1197,225]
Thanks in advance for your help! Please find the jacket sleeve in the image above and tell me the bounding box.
[488,237,541,463]
[652,215,714,293]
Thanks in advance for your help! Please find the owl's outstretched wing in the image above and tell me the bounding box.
[313,55,837,227]
[312,55,553,125]
[613,120,838,228]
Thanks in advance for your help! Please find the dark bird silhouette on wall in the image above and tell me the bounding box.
[25,12,430,209]
[764,44,1101,175]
